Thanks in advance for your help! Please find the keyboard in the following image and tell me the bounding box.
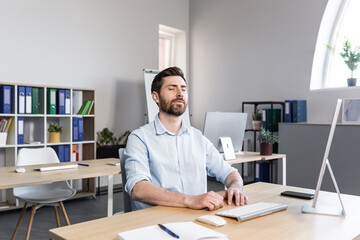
[216,202,287,222]
[34,164,78,172]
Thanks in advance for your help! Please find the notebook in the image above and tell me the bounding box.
[117,221,228,240]
[216,202,287,222]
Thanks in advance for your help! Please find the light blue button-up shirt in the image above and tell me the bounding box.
[124,114,237,210]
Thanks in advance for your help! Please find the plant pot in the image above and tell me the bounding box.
[96,145,125,159]
[49,132,60,143]
[347,78,357,87]
[260,143,273,156]
[252,120,261,130]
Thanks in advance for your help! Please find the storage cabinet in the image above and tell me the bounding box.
[0,83,96,211]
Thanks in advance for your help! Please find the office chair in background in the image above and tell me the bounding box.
[119,148,134,213]
[12,148,76,240]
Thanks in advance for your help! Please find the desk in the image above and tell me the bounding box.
[0,158,120,217]
[49,182,360,240]
[227,151,286,185]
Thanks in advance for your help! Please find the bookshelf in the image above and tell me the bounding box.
[0,83,96,211]
[241,101,284,184]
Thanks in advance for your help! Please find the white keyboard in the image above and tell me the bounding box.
[34,164,78,172]
[216,202,287,222]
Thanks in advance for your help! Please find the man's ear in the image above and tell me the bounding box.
[152,91,159,105]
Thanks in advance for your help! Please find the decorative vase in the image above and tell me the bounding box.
[252,120,261,130]
[49,132,60,143]
[347,78,357,87]
[260,143,273,156]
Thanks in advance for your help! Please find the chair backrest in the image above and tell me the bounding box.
[14,147,74,198]
[119,148,134,213]
[16,147,59,166]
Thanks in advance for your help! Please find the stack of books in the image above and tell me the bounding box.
[77,100,94,115]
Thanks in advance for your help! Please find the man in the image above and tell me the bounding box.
[124,66,248,210]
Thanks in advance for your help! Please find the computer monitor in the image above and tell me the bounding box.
[203,112,247,153]
[302,99,346,216]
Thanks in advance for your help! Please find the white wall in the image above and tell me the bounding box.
[189,0,360,130]
[0,0,189,135]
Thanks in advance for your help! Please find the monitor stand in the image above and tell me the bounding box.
[218,137,236,160]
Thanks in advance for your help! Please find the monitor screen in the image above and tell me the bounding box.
[203,112,247,153]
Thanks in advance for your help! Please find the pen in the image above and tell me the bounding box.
[158,224,179,239]
[77,163,89,166]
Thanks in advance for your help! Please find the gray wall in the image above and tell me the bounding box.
[189,0,360,131]
[279,123,360,196]
[0,0,189,135]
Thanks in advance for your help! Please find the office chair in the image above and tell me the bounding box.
[12,147,76,240]
[119,148,134,213]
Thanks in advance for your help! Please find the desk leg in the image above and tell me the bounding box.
[107,175,114,217]
[282,157,286,186]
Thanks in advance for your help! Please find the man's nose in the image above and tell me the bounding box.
[176,89,183,98]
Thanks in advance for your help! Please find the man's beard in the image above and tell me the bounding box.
[159,96,187,116]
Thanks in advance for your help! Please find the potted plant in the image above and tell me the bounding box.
[48,123,62,143]
[257,128,279,155]
[96,128,131,159]
[252,108,262,130]
[339,39,360,86]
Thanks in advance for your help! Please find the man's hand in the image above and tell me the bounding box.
[185,191,224,211]
[221,187,248,206]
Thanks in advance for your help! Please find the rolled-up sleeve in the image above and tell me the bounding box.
[204,136,237,184]
[124,131,152,197]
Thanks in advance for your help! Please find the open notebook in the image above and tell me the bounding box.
[117,221,228,240]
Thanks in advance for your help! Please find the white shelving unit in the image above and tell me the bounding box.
[0,83,96,211]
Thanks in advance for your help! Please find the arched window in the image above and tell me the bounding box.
[311,0,360,90]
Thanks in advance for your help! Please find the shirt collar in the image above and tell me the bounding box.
[154,114,190,136]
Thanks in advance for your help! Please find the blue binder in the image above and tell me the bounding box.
[78,118,84,141]
[57,89,65,114]
[65,89,71,115]
[73,118,79,141]
[292,100,307,122]
[18,86,25,114]
[17,117,24,144]
[255,161,270,182]
[58,145,65,162]
[0,86,11,114]
[25,87,32,114]
[284,100,293,122]
[64,145,70,162]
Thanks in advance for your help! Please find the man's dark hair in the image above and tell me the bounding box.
[151,66,187,94]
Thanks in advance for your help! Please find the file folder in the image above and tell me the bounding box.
[32,87,40,114]
[17,117,24,144]
[284,100,293,123]
[65,89,71,115]
[58,145,65,162]
[73,118,79,141]
[18,86,25,114]
[72,145,77,162]
[0,86,11,114]
[57,89,65,114]
[64,145,70,162]
[78,118,84,141]
[85,101,94,115]
[48,89,57,114]
[25,87,32,114]
[292,100,307,122]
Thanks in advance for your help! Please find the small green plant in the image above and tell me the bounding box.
[329,39,360,78]
[252,108,262,121]
[96,128,131,148]
[257,128,279,144]
[48,123,62,133]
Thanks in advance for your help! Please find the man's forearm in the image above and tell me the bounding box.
[131,180,225,210]
[225,171,244,190]
[131,180,189,208]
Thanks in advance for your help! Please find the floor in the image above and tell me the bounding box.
[0,178,224,240]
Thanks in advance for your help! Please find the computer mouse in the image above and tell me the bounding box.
[196,215,226,227]
[15,167,26,173]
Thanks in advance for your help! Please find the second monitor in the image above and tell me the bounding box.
[203,112,247,155]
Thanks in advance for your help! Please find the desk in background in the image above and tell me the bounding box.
[49,182,360,240]
[227,151,286,185]
[0,158,120,217]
